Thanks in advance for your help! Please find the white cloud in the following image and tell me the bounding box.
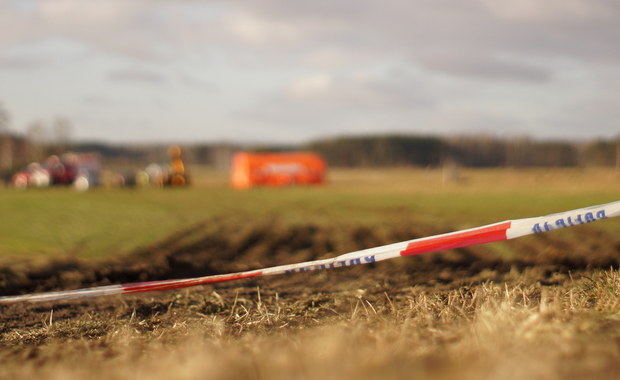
[418,54,552,82]
[478,0,612,22]
[0,53,52,69]
[226,11,301,46]
[107,67,167,84]
[287,73,332,98]
[37,0,134,22]
[301,48,360,69]
[283,71,433,109]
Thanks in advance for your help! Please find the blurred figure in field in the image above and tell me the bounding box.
[11,162,50,189]
[145,163,164,187]
[27,162,50,188]
[166,145,188,187]
[44,153,79,186]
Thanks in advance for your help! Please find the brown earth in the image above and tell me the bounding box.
[1,218,619,328]
[2,220,620,380]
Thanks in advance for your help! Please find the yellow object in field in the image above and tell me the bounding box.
[167,145,187,186]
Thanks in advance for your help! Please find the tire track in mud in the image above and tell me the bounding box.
[1,219,619,297]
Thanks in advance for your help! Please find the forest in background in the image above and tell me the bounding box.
[1,133,619,173]
[84,134,619,169]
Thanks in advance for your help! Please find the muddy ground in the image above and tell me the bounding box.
[1,218,619,332]
[2,218,620,380]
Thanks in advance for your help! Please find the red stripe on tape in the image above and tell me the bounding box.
[400,222,511,256]
[122,271,263,294]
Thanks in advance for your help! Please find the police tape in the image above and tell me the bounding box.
[1,200,619,304]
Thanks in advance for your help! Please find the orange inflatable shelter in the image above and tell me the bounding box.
[231,152,327,189]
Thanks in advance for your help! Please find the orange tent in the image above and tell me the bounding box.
[231,152,327,189]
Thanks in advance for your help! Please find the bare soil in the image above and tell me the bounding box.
[1,219,619,328]
[1,219,620,379]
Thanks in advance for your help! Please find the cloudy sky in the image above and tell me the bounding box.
[1,0,619,144]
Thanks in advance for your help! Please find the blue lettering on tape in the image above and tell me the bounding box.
[364,256,376,263]
[283,255,377,274]
[532,208,608,234]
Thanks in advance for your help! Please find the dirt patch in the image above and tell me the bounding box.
[1,219,618,298]
[2,220,620,380]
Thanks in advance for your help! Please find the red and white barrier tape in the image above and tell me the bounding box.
[1,200,619,304]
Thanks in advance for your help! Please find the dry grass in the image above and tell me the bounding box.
[3,269,620,380]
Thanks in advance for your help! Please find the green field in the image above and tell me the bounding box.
[0,167,618,260]
[2,167,620,380]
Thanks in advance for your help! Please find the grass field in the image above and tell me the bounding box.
[1,167,620,379]
[0,167,618,259]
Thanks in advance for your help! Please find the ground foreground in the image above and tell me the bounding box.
[1,168,620,379]
[2,216,620,380]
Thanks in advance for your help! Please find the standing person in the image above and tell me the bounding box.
[167,145,188,186]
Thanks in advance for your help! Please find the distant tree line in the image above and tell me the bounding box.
[442,136,581,168]
[301,135,619,168]
[39,135,620,169]
[1,131,619,173]
[304,135,443,167]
